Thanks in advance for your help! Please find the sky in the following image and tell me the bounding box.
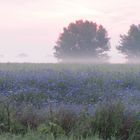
[0,0,140,63]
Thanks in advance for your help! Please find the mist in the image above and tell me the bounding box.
[0,0,140,63]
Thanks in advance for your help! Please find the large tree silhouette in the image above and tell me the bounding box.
[118,24,140,62]
[54,20,110,63]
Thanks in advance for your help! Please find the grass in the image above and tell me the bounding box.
[0,133,103,140]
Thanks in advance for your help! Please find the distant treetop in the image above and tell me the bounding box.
[54,20,110,63]
[118,24,140,62]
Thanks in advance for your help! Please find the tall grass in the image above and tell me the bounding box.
[0,97,140,139]
[0,133,102,140]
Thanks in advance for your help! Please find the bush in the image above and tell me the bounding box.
[14,104,46,130]
[55,107,78,135]
[10,120,27,135]
[128,119,140,140]
[37,122,65,138]
[93,101,124,140]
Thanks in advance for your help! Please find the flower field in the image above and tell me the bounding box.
[0,63,140,140]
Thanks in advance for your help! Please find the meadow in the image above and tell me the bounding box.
[0,63,140,140]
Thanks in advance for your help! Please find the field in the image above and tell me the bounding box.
[0,63,140,140]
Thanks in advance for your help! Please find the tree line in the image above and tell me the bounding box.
[54,20,140,63]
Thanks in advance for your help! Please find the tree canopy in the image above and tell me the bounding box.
[118,24,140,62]
[54,20,110,63]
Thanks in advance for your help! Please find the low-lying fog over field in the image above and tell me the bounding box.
[1,0,140,139]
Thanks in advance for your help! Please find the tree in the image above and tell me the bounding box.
[54,20,110,63]
[118,24,140,62]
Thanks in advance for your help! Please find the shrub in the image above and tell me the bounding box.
[15,104,46,130]
[37,122,65,138]
[10,120,27,135]
[93,101,124,140]
[55,107,78,135]
[128,119,140,140]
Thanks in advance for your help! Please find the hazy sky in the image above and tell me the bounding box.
[0,0,140,63]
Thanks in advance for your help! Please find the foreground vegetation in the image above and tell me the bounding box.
[0,63,140,140]
[0,133,103,140]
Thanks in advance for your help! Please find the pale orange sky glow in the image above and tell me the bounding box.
[0,0,140,63]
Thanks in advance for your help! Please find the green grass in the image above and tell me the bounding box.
[0,133,105,140]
